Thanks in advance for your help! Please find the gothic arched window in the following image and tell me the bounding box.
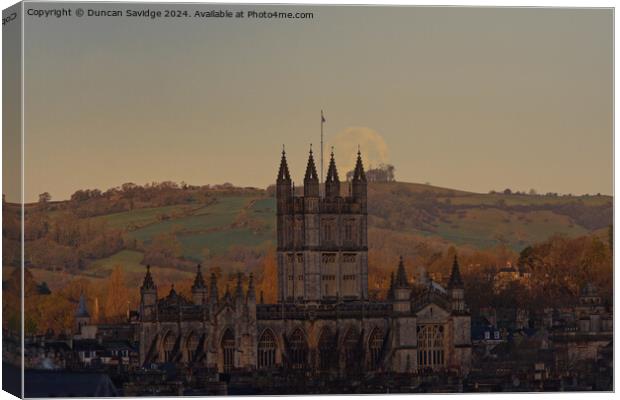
[343,328,360,369]
[258,329,277,368]
[163,332,176,363]
[185,333,199,363]
[417,324,444,370]
[221,329,235,372]
[318,328,337,371]
[368,328,383,370]
[289,329,308,370]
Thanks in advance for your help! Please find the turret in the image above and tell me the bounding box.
[276,146,292,214]
[393,256,411,313]
[304,146,320,197]
[247,273,256,303]
[387,272,395,301]
[448,255,465,312]
[222,284,233,305]
[352,149,367,211]
[246,273,256,317]
[235,272,244,312]
[325,148,340,198]
[209,273,219,306]
[75,292,91,333]
[191,264,207,306]
[140,265,158,321]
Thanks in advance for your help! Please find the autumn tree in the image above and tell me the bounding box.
[259,246,278,303]
[104,265,130,322]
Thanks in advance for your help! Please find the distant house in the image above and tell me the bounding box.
[24,339,74,370]
[74,339,106,367]
[493,262,531,292]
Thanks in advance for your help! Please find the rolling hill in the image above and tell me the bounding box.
[15,181,612,289]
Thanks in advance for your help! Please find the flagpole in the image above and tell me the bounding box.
[321,110,324,185]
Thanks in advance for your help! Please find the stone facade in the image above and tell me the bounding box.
[135,148,472,376]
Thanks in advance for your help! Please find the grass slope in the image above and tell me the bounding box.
[47,181,609,285]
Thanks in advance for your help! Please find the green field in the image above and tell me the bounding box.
[27,182,608,284]
[429,209,588,249]
[93,204,196,230]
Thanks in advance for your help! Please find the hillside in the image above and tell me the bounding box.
[7,181,612,290]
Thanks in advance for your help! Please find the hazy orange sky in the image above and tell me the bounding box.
[12,5,613,202]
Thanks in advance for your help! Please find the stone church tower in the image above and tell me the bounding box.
[276,147,368,303]
[129,145,472,378]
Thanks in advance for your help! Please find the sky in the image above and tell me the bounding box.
[12,5,613,202]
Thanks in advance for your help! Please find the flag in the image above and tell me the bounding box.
[321,110,326,123]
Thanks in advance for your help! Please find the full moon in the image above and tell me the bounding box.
[327,127,390,176]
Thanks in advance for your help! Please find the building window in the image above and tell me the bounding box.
[163,332,176,362]
[186,333,199,362]
[318,328,337,371]
[343,328,360,369]
[322,253,336,263]
[323,224,333,242]
[343,253,356,263]
[221,329,235,372]
[369,328,384,370]
[289,329,308,370]
[417,325,444,370]
[258,330,277,368]
[344,220,355,242]
[296,254,304,263]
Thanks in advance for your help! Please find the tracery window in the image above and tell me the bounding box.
[221,329,235,372]
[417,324,444,370]
[289,329,308,370]
[163,332,176,362]
[318,328,337,371]
[344,223,353,242]
[185,333,199,362]
[323,224,333,242]
[343,328,360,369]
[258,330,277,368]
[368,328,383,370]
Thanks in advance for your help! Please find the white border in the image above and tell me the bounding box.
[0,1,617,400]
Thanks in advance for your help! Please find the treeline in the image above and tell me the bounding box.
[59,181,264,218]
[369,187,612,234]
[24,212,125,271]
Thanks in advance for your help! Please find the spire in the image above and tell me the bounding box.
[223,284,232,304]
[325,148,341,198]
[141,264,156,291]
[326,148,339,183]
[387,272,395,300]
[277,146,291,183]
[168,284,177,298]
[76,292,90,318]
[448,255,464,289]
[353,148,367,182]
[304,146,319,182]
[304,145,320,197]
[192,264,206,290]
[394,256,409,288]
[235,272,244,299]
[247,273,256,301]
[209,273,219,303]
